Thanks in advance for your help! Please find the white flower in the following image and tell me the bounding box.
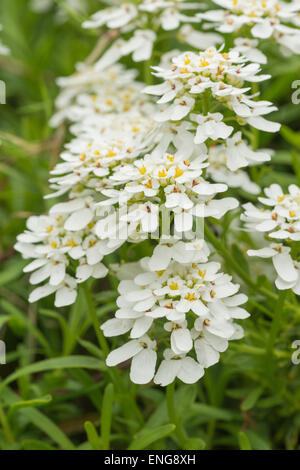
[154,349,204,386]
[144,47,279,134]
[225,132,271,171]
[121,30,156,62]
[29,274,78,307]
[247,244,300,295]
[207,143,261,194]
[140,0,201,31]
[179,24,222,50]
[243,183,300,294]
[15,198,111,304]
[242,184,300,241]
[233,38,267,64]
[83,4,138,30]
[106,335,157,384]
[148,238,210,271]
[83,0,202,35]
[192,112,234,144]
[198,0,300,55]
[102,257,248,385]
[96,149,238,243]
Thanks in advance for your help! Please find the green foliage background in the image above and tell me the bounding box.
[0,0,299,451]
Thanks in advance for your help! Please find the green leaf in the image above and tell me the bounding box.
[280,125,300,151]
[0,259,26,286]
[0,299,52,355]
[238,431,252,450]
[21,407,76,450]
[184,438,206,450]
[291,151,300,186]
[232,244,249,275]
[101,383,114,450]
[22,440,56,450]
[84,421,103,450]
[0,355,104,392]
[241,387,264,411]
[190,404,236,421]
[0,315,10,328]
[128,424,176,450]
[78,338,103,359]
[2,386,75,450]
[245,430,272,450]
[8,394,52,417]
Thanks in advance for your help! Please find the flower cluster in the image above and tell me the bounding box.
[199,0,300,55]
[145,46,280,133]
[17,0,300,386]
[95,148,238,245]
[102,254,248,384]
[207,132,272,194]
[15,197,110,306]
[242,184,300,294]
[82,1,222,64]
[30,0,86,22]
[50,63,153,128]
[83,0,200,33]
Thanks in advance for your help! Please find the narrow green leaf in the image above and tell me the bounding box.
[0,355,104,392]
[190,404,235,421]
[281,125,300,151]
[84,421,103,450]
[8,394,52,417]
[184,438,206,450]
[101,383,114,450]
[241,387,263,411]
[128,424,176,450]
[238,431,252,450]
[22,440,56,450]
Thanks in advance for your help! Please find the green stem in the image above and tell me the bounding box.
[53,0,86,23]
[204,223,257,289]
[166,382,186,449]
[266,290,287,359]
[265,290,287,380]
[144,58,153,85]
[0,401,14,445]
[83,284,144,427]
[83,284,109,357]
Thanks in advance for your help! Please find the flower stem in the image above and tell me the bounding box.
[166,382,187,449]
[83,284,144,427]
[83,283,109,357]
[0,401,14,445]
[265,290,287,367]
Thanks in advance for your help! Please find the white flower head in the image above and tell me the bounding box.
[102,257,248,385]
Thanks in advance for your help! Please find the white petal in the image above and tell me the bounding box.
[130,316,153,338]
[273,253,297,282]
[195,340,220,368]
[55,286,77,307]
[171,328,193,354]
[64,208,94,231]
[106,340,142,367]
[130,349,156,384]
[177,357,204,384]
[154,359,181,386]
